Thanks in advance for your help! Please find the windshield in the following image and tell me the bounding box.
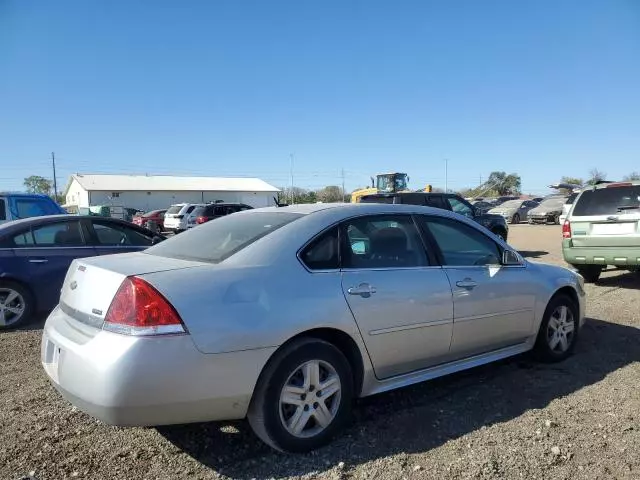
[572,186,640,216]
[496,200,521,208]
[146,211,303,263]
[537,198,566,209]
[377,175,406,192]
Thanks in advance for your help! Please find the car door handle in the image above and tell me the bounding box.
[347,283,377,297]
[456,279,477,289]
[28,258,48,264]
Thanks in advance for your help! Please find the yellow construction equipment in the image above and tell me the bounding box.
[351,172,432,202]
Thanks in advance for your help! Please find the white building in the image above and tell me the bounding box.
[64,174,280,212]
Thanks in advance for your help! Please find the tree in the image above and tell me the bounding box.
[485,171,522,195]
[586,169,607,186]
[278,186,317,204]
[316,185,344,203]
[623,171,640,181]
[24,175,52,195]
[557,176,584,194]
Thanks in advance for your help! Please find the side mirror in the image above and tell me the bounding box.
[151,235,164,245]
[502,249,522,266]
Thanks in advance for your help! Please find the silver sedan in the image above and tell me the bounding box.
[41,203,586,453]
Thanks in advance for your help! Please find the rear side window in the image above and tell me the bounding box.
[572,186,640,216]
[565,193,579,205]
[147,212,303,263]
[93,222,153,246]
[300,228,339,270]
[166,205,183,214]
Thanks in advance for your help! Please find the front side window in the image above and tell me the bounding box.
[300,227,339,270]
[422,216,501,266]
[93,222,153,246]
[13,198,61,219]
[342,215,428,269]
[447,197,474,218]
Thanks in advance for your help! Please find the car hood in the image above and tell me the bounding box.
[488,206,516,215]
[529,205,562,214]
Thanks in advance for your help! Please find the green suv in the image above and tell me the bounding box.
[562,181,640,282]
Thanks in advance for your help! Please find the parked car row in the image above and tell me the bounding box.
[145,202,254,233]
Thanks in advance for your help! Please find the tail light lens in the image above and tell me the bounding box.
[103,277,186,336]
[196,216,207,224]
[562,220,572,239]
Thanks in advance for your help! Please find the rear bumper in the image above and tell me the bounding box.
[41,306,276,426]
[562,241,640,266]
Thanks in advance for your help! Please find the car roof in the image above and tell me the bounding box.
[589,181,640,190]
[0,214,138,233]
[256,202,455,217]
[0,192,54,198]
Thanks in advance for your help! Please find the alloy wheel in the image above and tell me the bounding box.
[0,288,26,327]
[546,305,575,353]
[279,359,342,438]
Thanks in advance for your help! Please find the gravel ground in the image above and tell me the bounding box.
[1,225,639,480]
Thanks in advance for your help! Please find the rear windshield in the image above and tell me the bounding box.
[146,211,303,263]
[166,205,183,214]
[360,196,395,204]
[143,210,164,218]
[572,186,640,216]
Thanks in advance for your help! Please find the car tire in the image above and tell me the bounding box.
[247,337,354,453]
[533,294,579,363]
[575,265,601,283]
[0,281,35,330]
[512,214,520,224]
[553,215,560,225]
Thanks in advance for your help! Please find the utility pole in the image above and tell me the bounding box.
[289,153,294,205]
[444,158,448,193]
[341,168,345,202]
[51,152,58,200]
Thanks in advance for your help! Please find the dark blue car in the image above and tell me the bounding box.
[0,215,164,329]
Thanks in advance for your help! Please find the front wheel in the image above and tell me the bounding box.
[575,265,602,283]
[533,294,579,362]
[553,215,560,225]
[0,281,35,330]
[512,213,520,224]
[492,229,507,242]
[247,338,354,453]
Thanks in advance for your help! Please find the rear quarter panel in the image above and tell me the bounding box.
[142,263,362,354]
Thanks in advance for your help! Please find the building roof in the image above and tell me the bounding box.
[66,174,280,193]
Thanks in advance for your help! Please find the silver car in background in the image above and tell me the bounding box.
[488,199,539,224]
[41,203,585,453]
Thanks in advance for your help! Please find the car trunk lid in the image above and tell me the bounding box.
[58,252,207,334]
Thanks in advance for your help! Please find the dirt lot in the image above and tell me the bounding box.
[1,225,639,480]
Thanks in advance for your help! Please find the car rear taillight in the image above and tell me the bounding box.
[196,216,207,224]
[562,220,572,239]
[103,277,186,336]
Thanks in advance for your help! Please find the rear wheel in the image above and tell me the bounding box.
[247,338,354,453]
[0,281,34,330]
[575,265,602,283]
[512,213,520,224]
[553,214,560,225]
[533,294,579,362]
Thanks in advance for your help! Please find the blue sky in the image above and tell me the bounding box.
[1,0,639,194]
